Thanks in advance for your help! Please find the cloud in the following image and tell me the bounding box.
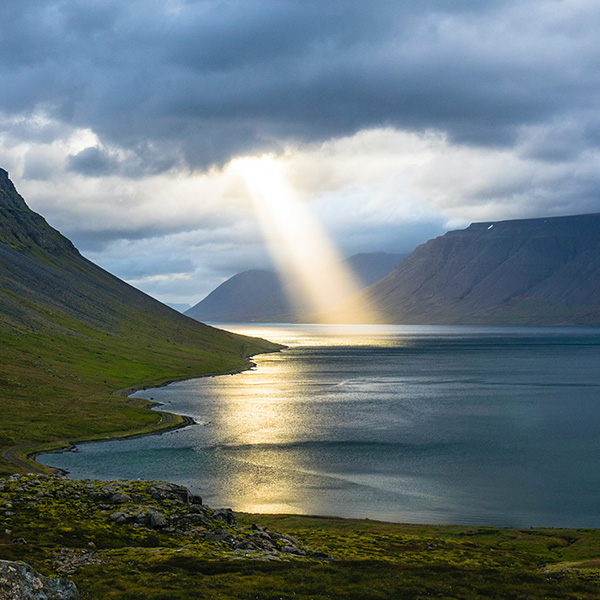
[2,1,600,169]
[67,146,117,176]
[2,1,600,303]
[7,117,600,303]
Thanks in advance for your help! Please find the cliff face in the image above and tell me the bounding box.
[360,214,600,325]
[0,168,76,255]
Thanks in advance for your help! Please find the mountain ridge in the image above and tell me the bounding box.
[0,168,76,256]
[356,213,600,325]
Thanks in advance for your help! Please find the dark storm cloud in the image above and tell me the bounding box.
[67,147,117,176]
[66,144,177,178]
[67,227,163,251]
[3,0,599,170]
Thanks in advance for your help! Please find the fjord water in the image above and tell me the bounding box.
[40,324,600,527]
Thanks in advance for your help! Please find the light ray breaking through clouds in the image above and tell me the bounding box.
[234,155,377,321]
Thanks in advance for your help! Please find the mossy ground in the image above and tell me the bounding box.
[1,475,600,599]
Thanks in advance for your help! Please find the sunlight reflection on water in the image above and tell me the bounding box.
[39,324,600,527]
[217,323,422,347]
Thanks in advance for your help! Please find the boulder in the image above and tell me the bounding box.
[109,511,127,525]
[213,508,235,525]
[204,529,231,543]
[148,483,190,504]
[148,510,167,528]
[133,510,150,527]
[0,559,79,599]
[110,493,131,504]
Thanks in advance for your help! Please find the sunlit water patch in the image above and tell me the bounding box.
[40,324,600,527]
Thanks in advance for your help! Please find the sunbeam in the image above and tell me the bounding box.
[233,155,376,322]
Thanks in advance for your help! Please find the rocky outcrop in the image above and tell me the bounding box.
[0,168,76,256]
[0,560,79,600]
[0,474,330,563]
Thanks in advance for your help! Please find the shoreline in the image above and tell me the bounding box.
[30,414,198,476]
[17,356,265,475]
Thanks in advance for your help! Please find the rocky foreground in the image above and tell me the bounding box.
[0,474,329,599]
[0,559,79,599]
[3,474,600,600]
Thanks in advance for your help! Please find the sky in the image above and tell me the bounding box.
[2,0,600,306]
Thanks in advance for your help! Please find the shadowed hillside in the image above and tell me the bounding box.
[354,214,600,325]
[0,169,280,474]
[186,269,291,322]
[186,252,406,323]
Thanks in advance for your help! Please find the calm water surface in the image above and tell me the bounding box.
[40,324,600,527]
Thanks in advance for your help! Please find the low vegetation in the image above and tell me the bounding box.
[1,474,600,599]
[0,307,277,475]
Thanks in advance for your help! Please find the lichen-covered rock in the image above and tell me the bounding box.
[214,508,236,524]
[110,511,127,524]
[148,482,190,504]
[205,528,232,543]
[0,474,331,562]
[51,549,103,577]
[148,510,166,528]
[110,492,131,504]
[0,559,79,599]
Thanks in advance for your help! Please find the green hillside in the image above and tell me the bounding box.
[0,169,280,474]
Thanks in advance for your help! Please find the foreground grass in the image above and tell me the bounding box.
[1,475,600,600]
[60,523,600,600]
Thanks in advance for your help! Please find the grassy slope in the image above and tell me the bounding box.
[0,170,280,473]
[0,300,277,474]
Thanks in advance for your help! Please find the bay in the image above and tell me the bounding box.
[39,324,600,527]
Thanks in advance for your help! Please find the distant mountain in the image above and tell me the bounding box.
[344,252,408,288]
[185,253,406,323]
[166,303,191,313]
[352,214,600,325]
[186,270,291,323]
[0,168,278,473]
